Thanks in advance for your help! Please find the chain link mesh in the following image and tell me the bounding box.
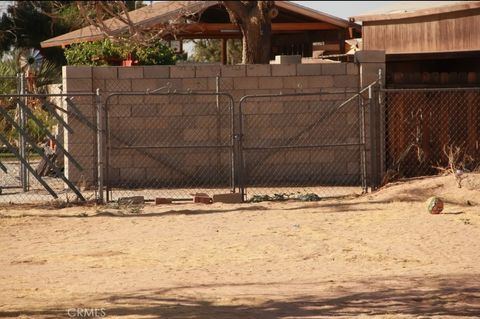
[239,91,366,200]
[0,91,98,203]
[105,92,234,201]
[383,88,480,179]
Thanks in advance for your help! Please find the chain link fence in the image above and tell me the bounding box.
[382,87,480,181]
[104,91,235,201]
[0,89,99,203]
[238,90,368,201]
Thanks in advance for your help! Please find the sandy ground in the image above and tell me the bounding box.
[0,173,479,319]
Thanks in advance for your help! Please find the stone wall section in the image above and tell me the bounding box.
[62,57,386,189]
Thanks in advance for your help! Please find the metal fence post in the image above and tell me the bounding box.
[17,73,28,192]
[369,85,379,190]
[96,89,104,203]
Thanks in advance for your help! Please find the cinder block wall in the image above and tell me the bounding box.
[63,62,368,188]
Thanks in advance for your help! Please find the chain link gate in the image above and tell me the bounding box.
[237,89,370,201]
[0,91,100,203]
[104,91,236,202]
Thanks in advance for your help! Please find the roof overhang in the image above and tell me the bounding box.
[351,1,480,22]
[41,1,360,48]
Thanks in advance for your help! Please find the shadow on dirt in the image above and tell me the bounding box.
[2,274,479,318]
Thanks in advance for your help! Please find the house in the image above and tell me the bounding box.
[40,1,361,63]
[351,1,480,88]
[351,1,480,178]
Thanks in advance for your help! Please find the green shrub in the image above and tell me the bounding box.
[64,39,176,66]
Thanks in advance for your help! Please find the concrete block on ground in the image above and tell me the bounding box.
[155,197,173,205]
[193,193,213,204]
[212,193,243,204]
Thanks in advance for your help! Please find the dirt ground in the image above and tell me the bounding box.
[1,173,479,319]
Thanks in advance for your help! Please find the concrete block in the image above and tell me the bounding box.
[92,79,105,91]
[193,193,213,204]
[360,63,385,87]
[233,77,258,90]
[271,64,296,76]
[195,65,221,77]
[120,167,146,181]
[297,64,322,76]
[247,64,271,76]
[183,129,209,142]
[308,75,334,88]
[170,65,195,78]
[118,66,144,79]
[106,79,131,92]
[274,55,301,64]
[144,65,170,78]
[219,77,234,90]
[131,79,158,92]
[155,197,173,204]
[347,63,359,75]
[63,66,92,79]
[158,103,183,116]
[258,77,283,89]
[334,75,359,88]
[354,50,386,63]
[212,193,243,203]
[221,65,246,77]
[131,104,156,117]
[65,79,92,92]
[283,76,308,90]
[107,104,131,118]
[93,67,118,79]
[118,95,143,105]
[321,63,346,75]
[183,78,209,90]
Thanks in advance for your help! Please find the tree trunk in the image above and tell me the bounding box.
[222,1,274,64]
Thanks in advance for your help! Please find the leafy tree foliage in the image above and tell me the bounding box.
[0,1,84,65]
[190,39,242,64]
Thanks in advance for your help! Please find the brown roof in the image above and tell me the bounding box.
[351,1,480,22]
[41,1,357,48]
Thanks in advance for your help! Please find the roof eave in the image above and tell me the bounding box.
[351,1,480,22]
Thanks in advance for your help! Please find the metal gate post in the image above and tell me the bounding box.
[17,73,28,192]
[96,89,104,203]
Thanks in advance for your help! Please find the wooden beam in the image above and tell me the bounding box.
[171,22,340,34]
[221,38,227,65]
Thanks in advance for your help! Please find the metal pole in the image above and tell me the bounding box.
[96,89,104,203]
[17,73,28,192]
[359,93,368,193]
